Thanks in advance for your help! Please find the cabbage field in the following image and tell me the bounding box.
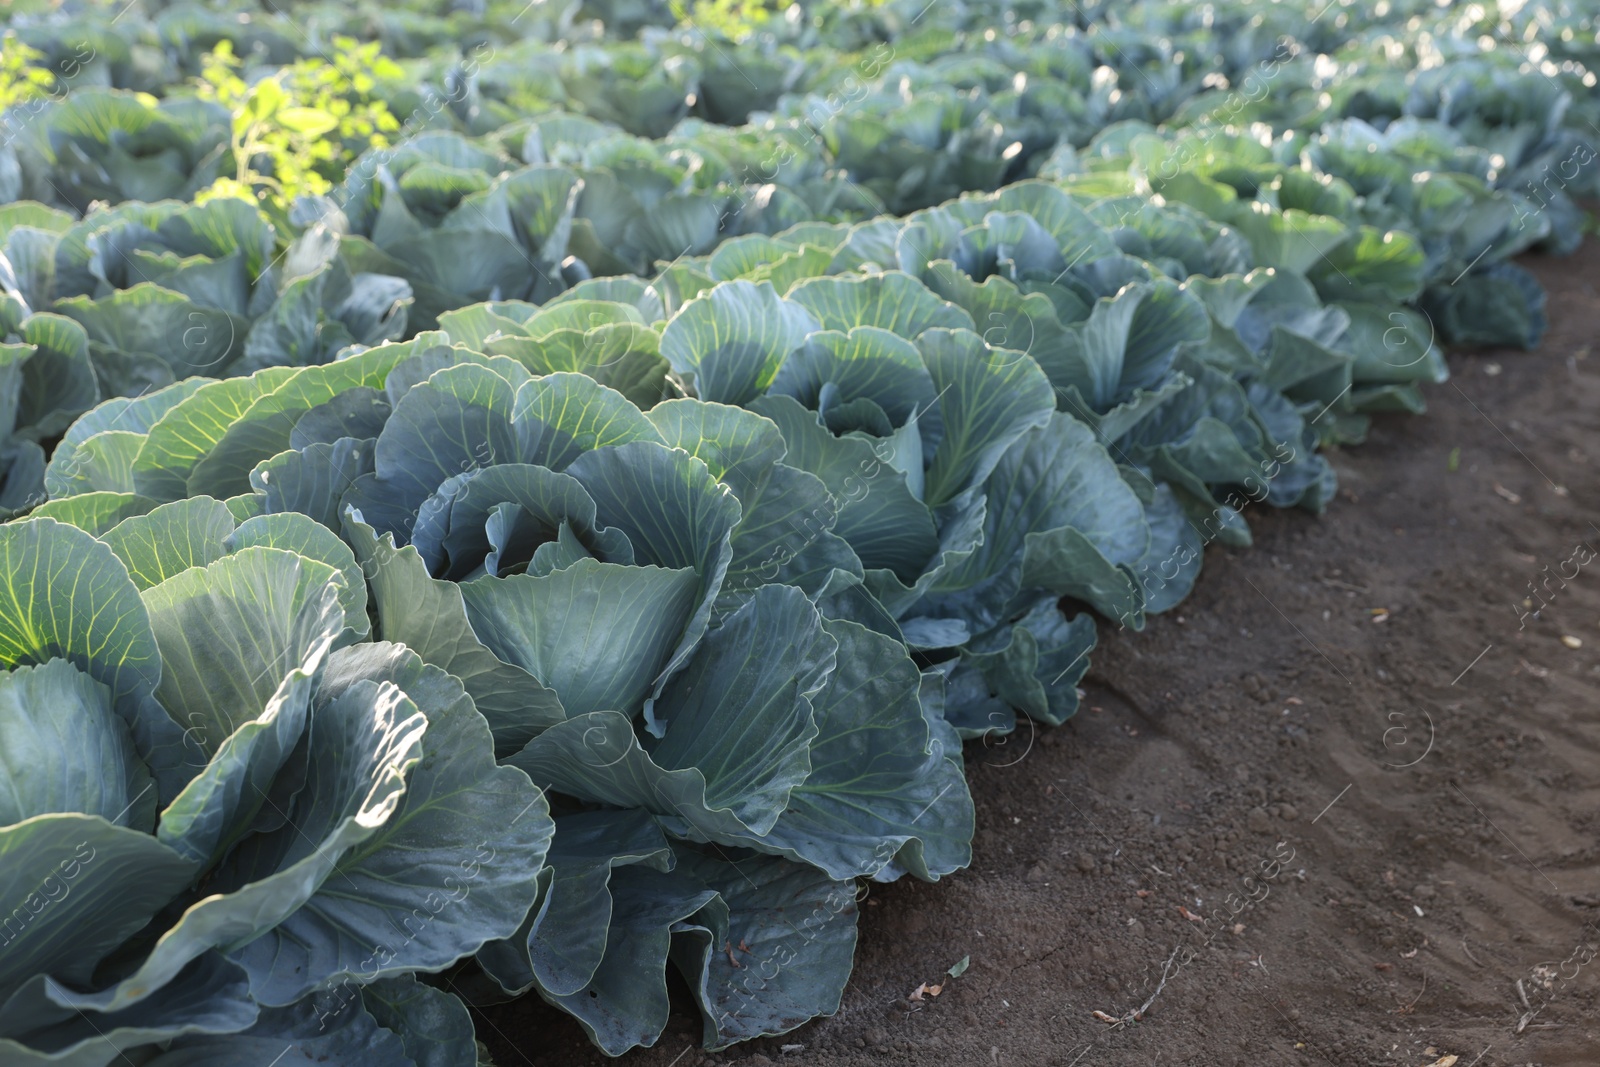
[0,0,1593,1061]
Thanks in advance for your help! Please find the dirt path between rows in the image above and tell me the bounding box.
[480,241,1600,1067]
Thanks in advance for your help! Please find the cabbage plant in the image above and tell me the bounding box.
[5,89,230,212]
[315,132,581,327]
[0,510,554,1064]
[0,290,96,518]
[0,197,412,398]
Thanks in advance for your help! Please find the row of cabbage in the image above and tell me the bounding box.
[7,0,1595,207]
[7,170,1449,1061]
[7,9,1592,231]
[9,0,1599,135]
[0,0,1592,516]
[0,81,1583,518]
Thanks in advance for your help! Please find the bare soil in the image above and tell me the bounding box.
[478,241,1600,1067]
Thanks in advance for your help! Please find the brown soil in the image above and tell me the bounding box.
[478,241,1600,1067]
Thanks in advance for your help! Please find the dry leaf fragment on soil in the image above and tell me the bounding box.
[1423,1057,1459,1067]
[909,955,970,999]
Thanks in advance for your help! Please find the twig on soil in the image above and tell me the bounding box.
[1460,938,1483,968]
[1513,978,1540,1034]
[1395,974,1426,1015]
[1100,945,1181,1027]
